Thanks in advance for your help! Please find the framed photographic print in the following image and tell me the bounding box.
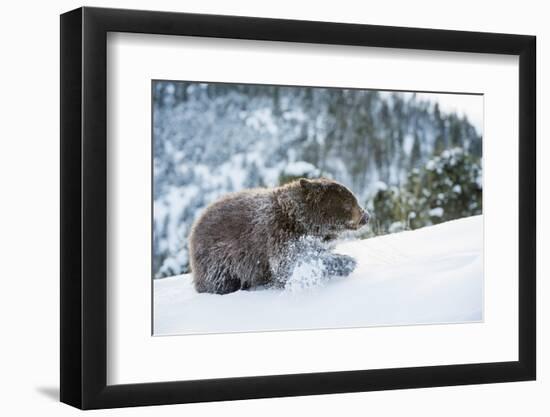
[60,6,536,409]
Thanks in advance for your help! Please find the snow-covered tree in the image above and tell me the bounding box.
[371,147,482,234]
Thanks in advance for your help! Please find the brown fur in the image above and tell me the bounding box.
[189,178,369,294]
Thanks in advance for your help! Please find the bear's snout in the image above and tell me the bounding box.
[350,207,370,229]
[359,210,370,226]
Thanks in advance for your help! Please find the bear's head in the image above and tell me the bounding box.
[295,178,369,237]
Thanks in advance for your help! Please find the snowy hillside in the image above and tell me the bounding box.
[153,82,483,277]
[153,215,483,335]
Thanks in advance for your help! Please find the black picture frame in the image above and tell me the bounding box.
[60,6,536,410]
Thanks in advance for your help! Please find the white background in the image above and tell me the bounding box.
[108,33,517,384]
[0,0,546,416]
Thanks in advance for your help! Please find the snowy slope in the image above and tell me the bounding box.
[154,215,483,335]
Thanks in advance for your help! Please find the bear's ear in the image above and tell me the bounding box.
[299,178,324,199]
[299,178,314,191]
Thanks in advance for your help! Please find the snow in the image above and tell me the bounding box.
[403,133,415,155]
[372,180,388,192]
[426,159,436,171]
[388,221,405,233]
[285,255,326,292]
[245,108,279,135]
[429,207,444,217]
[154,215,483,335]
[282,161,320,177]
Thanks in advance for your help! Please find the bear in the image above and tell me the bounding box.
[189,178,370,294]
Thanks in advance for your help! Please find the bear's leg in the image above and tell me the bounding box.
[268,254,293,289]
[194,263,242,295]
[214,275,242,294]
[322,253,357,277]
